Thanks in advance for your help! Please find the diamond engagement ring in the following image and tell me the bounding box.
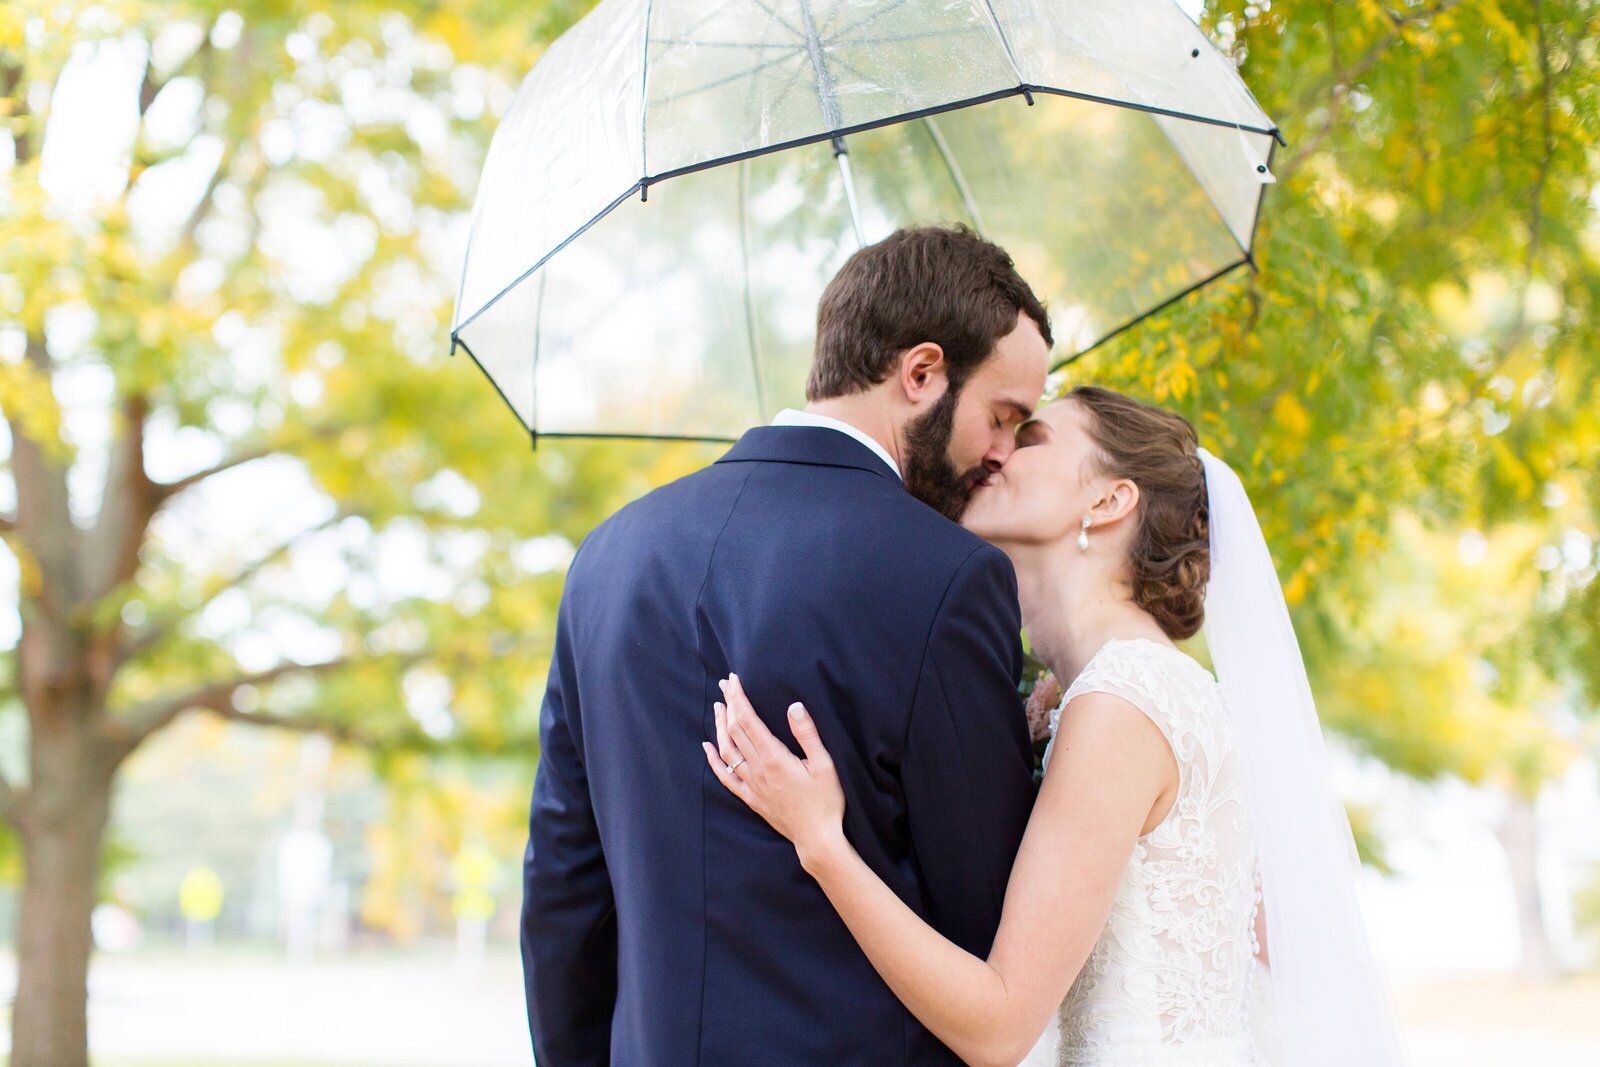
[727,757,746,774]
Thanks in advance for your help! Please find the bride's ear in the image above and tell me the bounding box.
[1094,479,1140,526]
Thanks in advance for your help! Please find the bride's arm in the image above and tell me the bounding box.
[705,675,1176,1067]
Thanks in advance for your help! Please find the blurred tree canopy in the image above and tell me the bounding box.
[1094,0,1593,633]
[1081,0,1599,766]
[0,1,712,1061]
[1122,1,1599,974]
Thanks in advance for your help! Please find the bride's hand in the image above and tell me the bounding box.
[702,674,846,868]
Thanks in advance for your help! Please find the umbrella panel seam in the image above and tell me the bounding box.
[455,85,1279,336]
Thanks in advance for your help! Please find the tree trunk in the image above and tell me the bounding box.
[10,730,116,1067]
[1498,790,1562,981]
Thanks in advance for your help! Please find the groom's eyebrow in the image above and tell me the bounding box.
[1002,400,1034,422]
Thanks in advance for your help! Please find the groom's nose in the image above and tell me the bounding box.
[984,430,1016,469]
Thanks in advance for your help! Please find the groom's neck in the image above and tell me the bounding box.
[804,396,902,472]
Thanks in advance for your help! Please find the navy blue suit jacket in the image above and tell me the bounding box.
[522,425,1037,1066]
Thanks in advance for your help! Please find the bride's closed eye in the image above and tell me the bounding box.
[1015,419,1048,448]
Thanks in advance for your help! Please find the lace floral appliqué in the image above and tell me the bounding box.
[1042,639,1261,1066]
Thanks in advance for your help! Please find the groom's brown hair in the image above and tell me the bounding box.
[807,226,1052,401]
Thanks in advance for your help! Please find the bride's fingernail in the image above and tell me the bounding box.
[789,704,805,720]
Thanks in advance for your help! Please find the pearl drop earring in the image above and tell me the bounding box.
[1077,516,1092,551]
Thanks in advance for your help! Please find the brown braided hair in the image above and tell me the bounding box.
[1067,386,1210,640]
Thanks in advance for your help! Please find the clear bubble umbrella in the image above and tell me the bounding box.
[451,0,1282,443]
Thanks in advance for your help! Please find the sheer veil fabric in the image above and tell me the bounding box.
[1197,448,1406,1066]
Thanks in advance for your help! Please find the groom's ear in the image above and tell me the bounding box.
[898,342,948,405]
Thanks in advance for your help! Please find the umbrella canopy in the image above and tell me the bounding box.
[452,0,1281,442]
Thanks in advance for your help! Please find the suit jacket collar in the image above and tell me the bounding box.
[716,425,899,482]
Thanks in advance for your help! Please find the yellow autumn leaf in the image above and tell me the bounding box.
[1272,392,1311,436]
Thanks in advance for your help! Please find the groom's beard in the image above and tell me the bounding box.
[903,384,986,522]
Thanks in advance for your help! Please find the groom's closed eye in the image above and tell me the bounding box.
[994,400,1034,431]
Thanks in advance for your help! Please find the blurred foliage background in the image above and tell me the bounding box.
[0,0,1598,1063]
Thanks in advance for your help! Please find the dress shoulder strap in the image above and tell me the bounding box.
[1045,639,1191,779]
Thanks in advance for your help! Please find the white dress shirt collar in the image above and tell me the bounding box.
[771,408,902,481]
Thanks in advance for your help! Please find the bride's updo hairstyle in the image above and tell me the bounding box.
[1067,385,1210,640]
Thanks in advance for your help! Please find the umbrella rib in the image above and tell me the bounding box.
[673,2,758,45]
[827,52,911,101]
[849,27,987,46]
[798,0,863,244]
[737,159,770,422]
[537,431,739,444]
[648,38,803,50]
[977,0,1028,88]
[749,0,806,41]
[458,89,1278,342]
[799,0,843,129]
[767,47,815,115]
[836,151,867,246]
[1149,117,1250,260]
[1246,139,1278,256]
[921,116,987,234]
[663,50,804,104]
[639,0,654,184]
[1027,86,1277,138]
[1053,258,1252,370]
[827,0,918,41]
[451,207,476,335]
[452,335,534,437]
[454,181,646,339]
[530,269,546,443]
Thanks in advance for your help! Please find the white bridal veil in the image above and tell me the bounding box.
[1196,448,1406,1066]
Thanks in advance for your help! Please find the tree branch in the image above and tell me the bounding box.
[1459,3,1557,392]
[117,508,346,668]
[0,767,28,833]
[1282,0,1466,175]
[137,32,213,118]
[1524,1,1554,286]
[152,423,348,506]
[170,139,237,255]
[202,702,443,755]
[152,446,273,504]
[86,395,159,601]
[12,331,78,616]
[103,657,353,759]
[0,54,34,166]
[203,698,542,760]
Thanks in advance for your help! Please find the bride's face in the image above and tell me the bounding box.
[960,398,1104,547]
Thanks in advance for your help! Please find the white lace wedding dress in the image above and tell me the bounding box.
[1021,637,1265,1067]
